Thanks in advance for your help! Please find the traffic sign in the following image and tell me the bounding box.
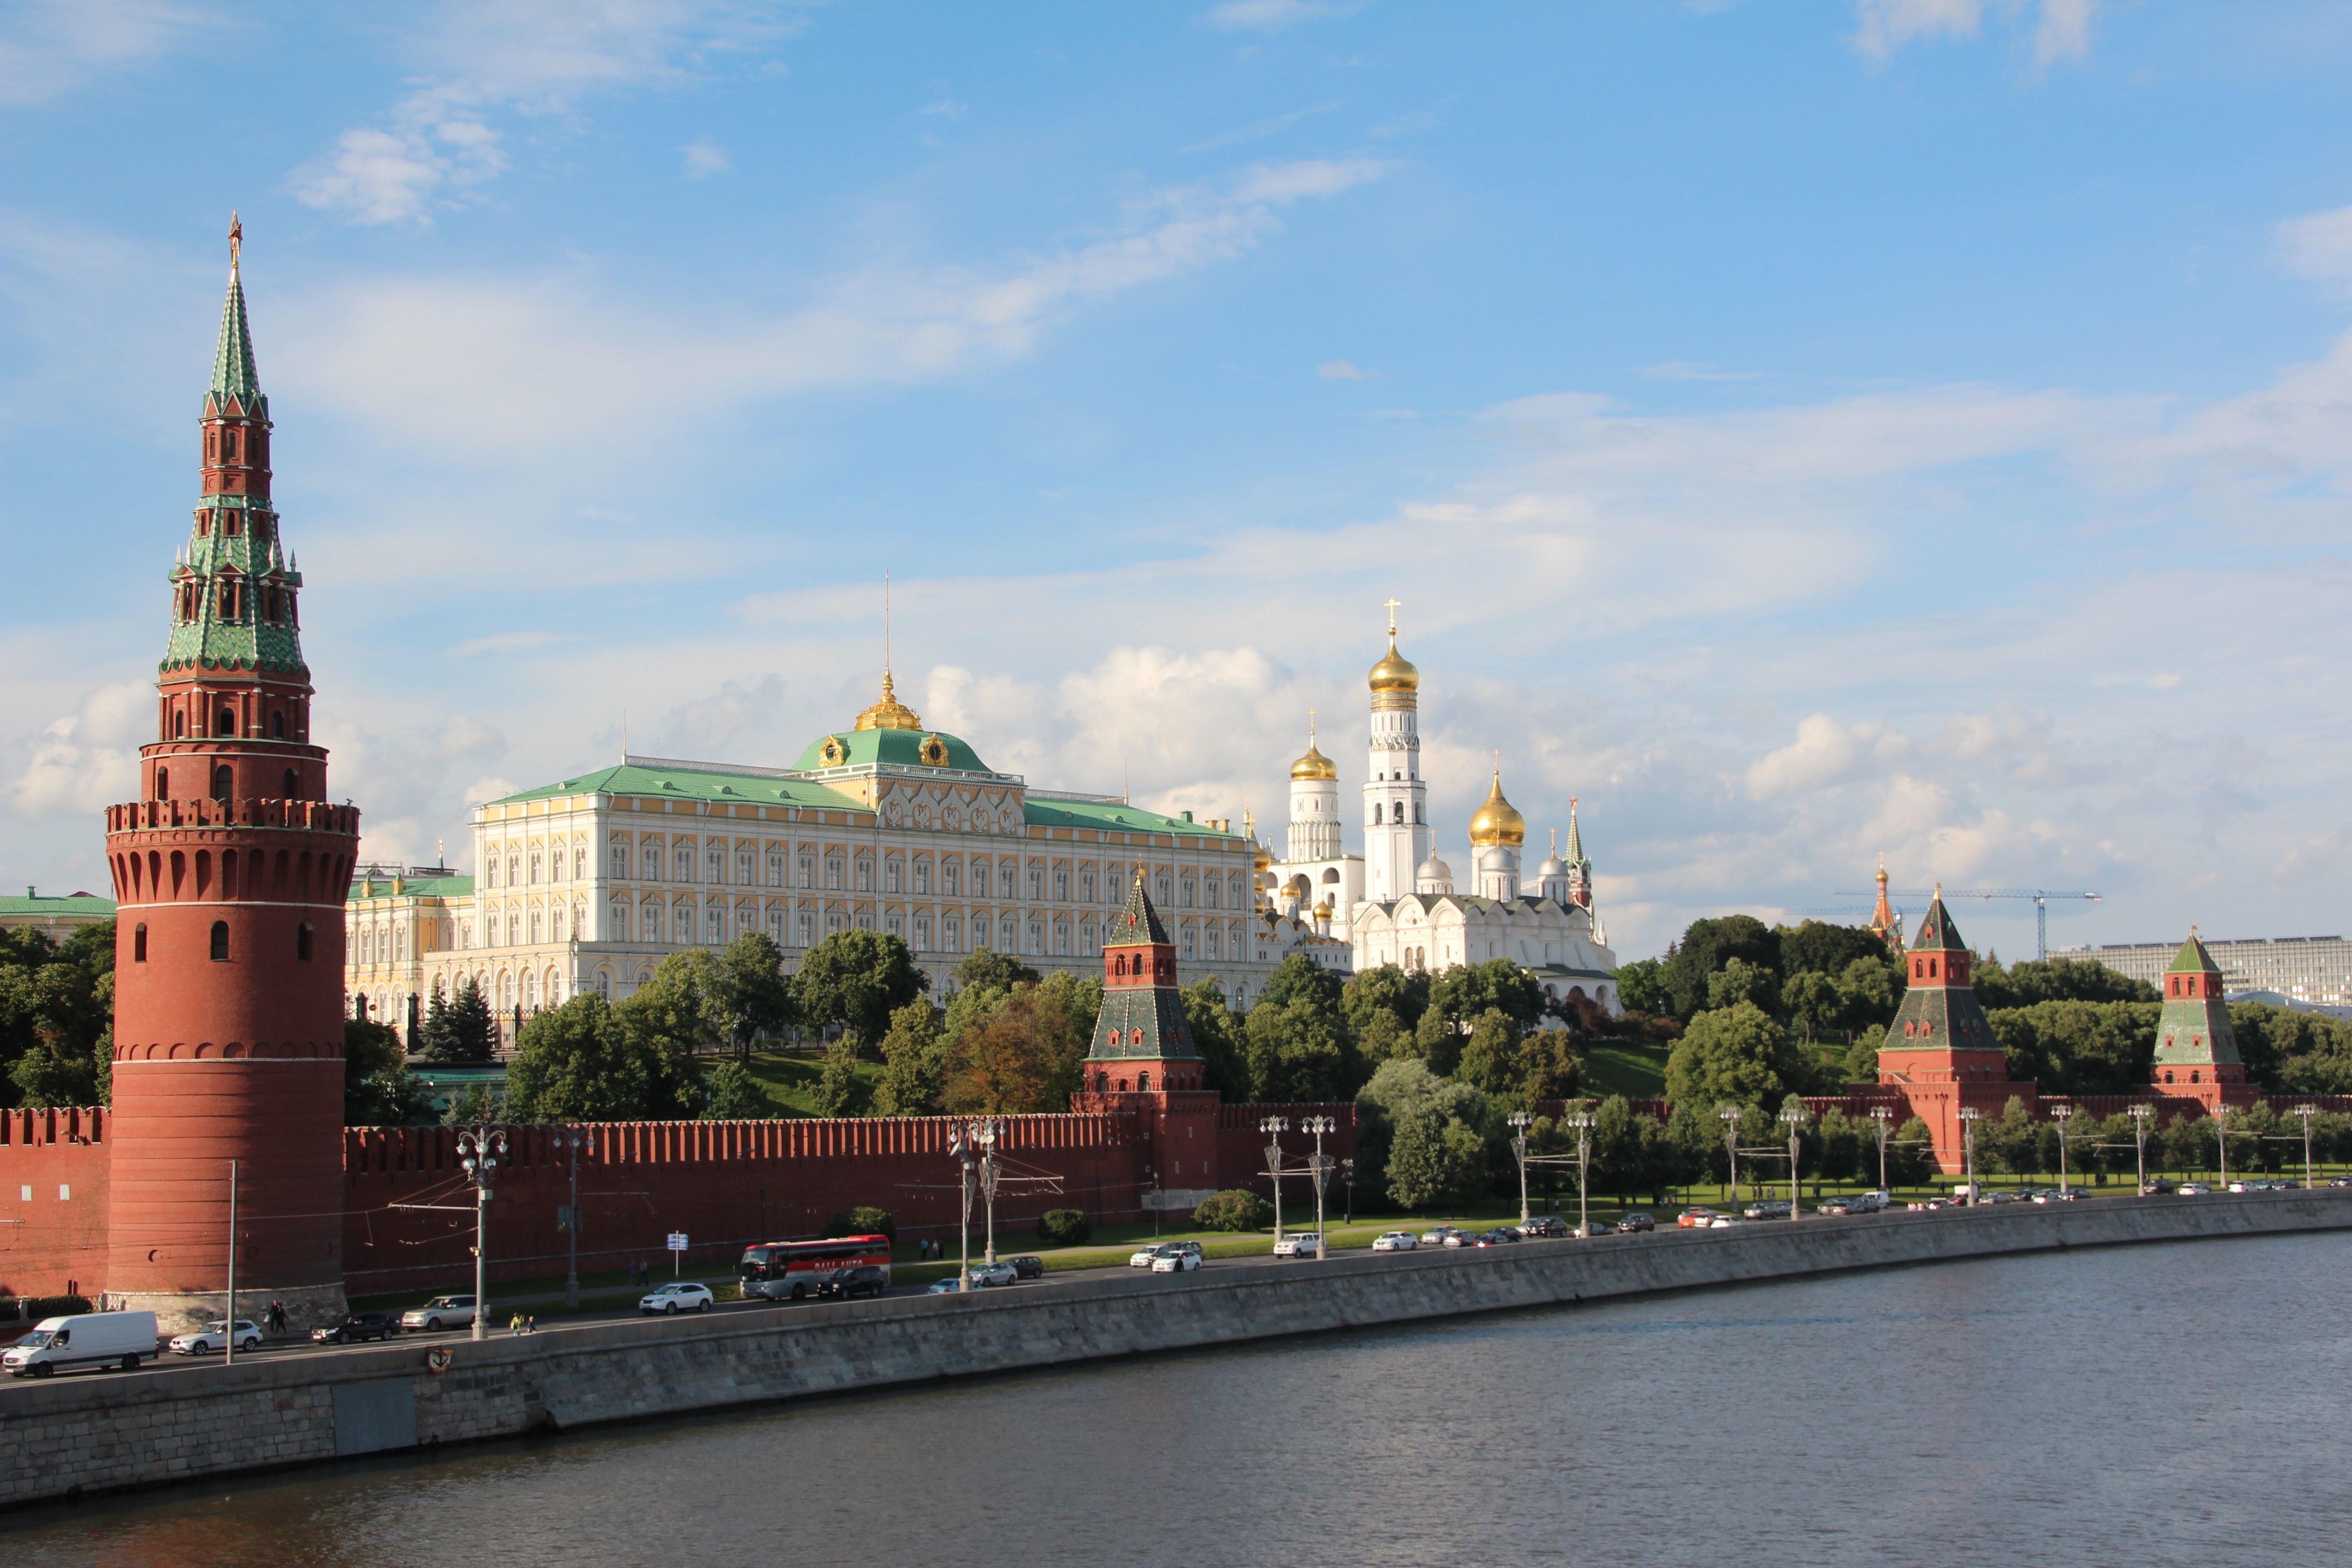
[666,1232,688,1251]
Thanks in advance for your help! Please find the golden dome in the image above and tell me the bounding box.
[1290,740,1337,781]
[1468,769,1526,847]
[1368,634,1420,694]
[852,671,922,732]
[1252,844,1272,872]
[1313,896,1334,919]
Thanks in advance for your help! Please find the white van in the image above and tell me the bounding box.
[2,1311,161,1378]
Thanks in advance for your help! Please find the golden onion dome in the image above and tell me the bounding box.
[1253,843,1273,872]
[1468,769,1526,847]
[1290,740,1338,781]
[1367,634,1420,694]
[1313,896,1334,919]
[852,670,923,732]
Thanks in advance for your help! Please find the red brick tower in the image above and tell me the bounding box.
[2151,930,2252,1111]
[101,221,359,1330]
[1076,870,1221,1211]
[1875,889,2031,1172]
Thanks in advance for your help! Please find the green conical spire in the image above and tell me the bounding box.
[206,213,264,416]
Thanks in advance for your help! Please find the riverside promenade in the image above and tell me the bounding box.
[4,1190,2346,1509]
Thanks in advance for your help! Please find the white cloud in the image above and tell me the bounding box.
[1203,0,1361,32]
[1849,0,2097,66]
[0,0,207,108]
[920,98,968,119]
[681,137,730,178]
[10,681,147,818]
[289,0,798,224]
[278,157,1389,459]
[1318,359,1369,380]
[2277,202,2352,290]
[1745,715,1911,801]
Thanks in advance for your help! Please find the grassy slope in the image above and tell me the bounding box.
[1583,1038,1669,1099]
[734,1050,885,1117]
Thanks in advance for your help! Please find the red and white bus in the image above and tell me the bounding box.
[739,1236,892,1301]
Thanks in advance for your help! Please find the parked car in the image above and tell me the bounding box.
[926,1276,965,1294]
[813,1266,888,1301]
[1816,1198,1855,1216]
[639,1282,715,1315]
[6,1311,161,1377]
[1575,1220,1618,1237]
[1857,1190,1893,1211]
[1676,1207,1722,1229]
[1740,1200,1792,1220]
[2037,1188,2086,1203]
[965,1260,1019,1288]
[1151,1250,1203,1273]
[1006,1254,1046,1279]
[1131,1245,1174,1268]
[1618,1211,1656,1233]
[169,1318,262,1357]
[1273,1233,1323,1258]
[2178,1182,2215,1196]
[311,1312,398,1345]
[399,1296,479,1333]
[1419,1226,1456,1246]
[1472,1228,1521,1247]
[1371,1230,1418,1252]
[2328,1177,2352,1189]
[1518,1215,1569,1238]
[2141,1177,2177,1195]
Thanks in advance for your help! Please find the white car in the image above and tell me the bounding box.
[1150,1250,1203,1273]
[1372,1231,1418,1252]
[169,1319,262,1356]
[963,1261,1019,1288]
[1130,1245,1172,1268]
[1272,1233,1322,1258]
[399,1295,478,1333]
[639,1282,714,1315]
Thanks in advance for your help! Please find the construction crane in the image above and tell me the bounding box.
[1836,887,2101,962]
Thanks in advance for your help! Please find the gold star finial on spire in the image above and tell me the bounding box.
[228,211,242,274]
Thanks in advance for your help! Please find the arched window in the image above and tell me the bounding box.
[297,922,313,960]
[271,711,284,738]
[133,923,148,962]
[173,710,186,738]
[1372,804,1383,824]
[282,769,297,799]
[1137,1072,1151,1092]
[210,921,230,961]
[216,708,236,737]
[155,767,168,799]
[212,764,233,802]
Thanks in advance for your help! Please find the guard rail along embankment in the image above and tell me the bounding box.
[5,1190,2347,1509]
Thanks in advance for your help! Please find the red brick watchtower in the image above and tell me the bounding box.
[101,221,359,1330]
[1875,889,2033,1173]
[1075,870,1221,1209]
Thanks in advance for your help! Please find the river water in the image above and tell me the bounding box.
[5,1233,2347,1568]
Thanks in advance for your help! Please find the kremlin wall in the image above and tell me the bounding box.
[0,231,2328,1328]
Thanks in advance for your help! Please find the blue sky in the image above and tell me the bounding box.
[8,0,2352,963]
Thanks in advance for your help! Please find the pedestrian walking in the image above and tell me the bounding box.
[526,1314,537,1334]
[510,1312,523,1336]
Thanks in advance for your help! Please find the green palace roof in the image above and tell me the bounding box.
[0,892,117,920]
[789,725,995,774]
[347,874,474,901]
[483,764,862,811]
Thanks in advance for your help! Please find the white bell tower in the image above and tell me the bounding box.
[1363,601,1429,903]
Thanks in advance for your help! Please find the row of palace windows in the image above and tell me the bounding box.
[153,764,301,803]
[174,578,294,627]
[132,920,316,963]
[586,836,1241,908]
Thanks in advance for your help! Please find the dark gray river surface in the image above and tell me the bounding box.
[5,1232,2348,1567]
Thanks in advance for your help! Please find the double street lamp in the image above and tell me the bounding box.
[1301,1116,1337,1254]
[1507,1112,1533,1225]
[1719,1107,1744,1203]
[1261,1117,1289,1244]
[1779,1104,1808,1220]
[556,1127,595,1309]
[946,1116,1004,1291]
[455,1126,508,1341]
[2295,1103,2319,1190]
[1563,1110,1596,1237]
[2127,1103,2153,1193]
[1869,1106,1893,1193]
[2050,1102,2075,1195]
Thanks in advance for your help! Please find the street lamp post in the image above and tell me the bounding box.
[2050,1103,2075,1196]
[1341,1157,1356,1225]
[2127,1103,2153,1193]
[1507,1111,1533,1225]
[947,1122,975,1291]
[1870,1106,1893,1193]
[2295,1103,2318,1190]
[558,1127,594,1310]
[1261,1116,1288,1243]
[1779,1104,1808,1220]
[1563,1110,1595,1237]
[2213,1105,2231,1191]
[975,1117,1003,1264]
[1957,1107,1981,1207]
[1719,1107,1743,1205]
[455,1126,508,1342]
[1302,1116,1336,1254]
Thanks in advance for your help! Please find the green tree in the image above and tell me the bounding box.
[0,920,115,1109]
[1839,1023,1885,1085]
[1614,956,1671,1016]
[1989,1000,2158,1095]
[1245,991,1354,1102]
[1357,1058,1490,1212]
[1662,915,1782,1019]
[1777,921,1889,982]
[944,982,1088,1113]
[1885,1115,1934,1188]
[2234,1002,2352,1093]
[1665,1002,1810,1108]
[811,1038,868,1116]
[431,977,497,1065]
[1835,956,1902,1032]
[708,932,797,1057]
[1412,1005,1463,1078]
[1454,1008,1526,1096]
[1780,970,1842,1044]
[1342,963,1432,1035]
[344,1018,434,1125]
[508,993,703,1122]
[872,1000,950,1116]
[795,929,929,1050]
[1430,959,1547,1031]
[956,947,1041,993]
[1706,957,1780,1013]
[701,1059,776,1119]
[1518,1026,1584,1102]
[1193,1190,1274,1231]
[1179,979,1250,1099]
[1976,956,2158,1010]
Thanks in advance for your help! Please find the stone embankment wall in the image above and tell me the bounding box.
[6,1190,2347,1509]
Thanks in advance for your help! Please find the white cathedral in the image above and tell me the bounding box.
[1259,612,1622,1015]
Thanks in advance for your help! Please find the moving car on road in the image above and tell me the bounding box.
[1372,1230,1418,1251]
[400,1296,478,1333]
[1677,1207,1722,1229]
[1816,1198,1855,1216]
[2177,1182,2216,1196]
[964,1260,1019,1288]
[311,1313,399,1345]
[1741,1200,1792,1220]
[639,1282,714,1315]
[1518,1215,1569,1238]
[169,1319,262,1357]
[1007,1255,1046,1279]
[6,1311,161,1377]
[1473,1228,1522,1246]
[1272,1232,1323,1258]
[1618,1211,1656,1233]
[813,1266,889,1301]
[1151,1249,1203,1273]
